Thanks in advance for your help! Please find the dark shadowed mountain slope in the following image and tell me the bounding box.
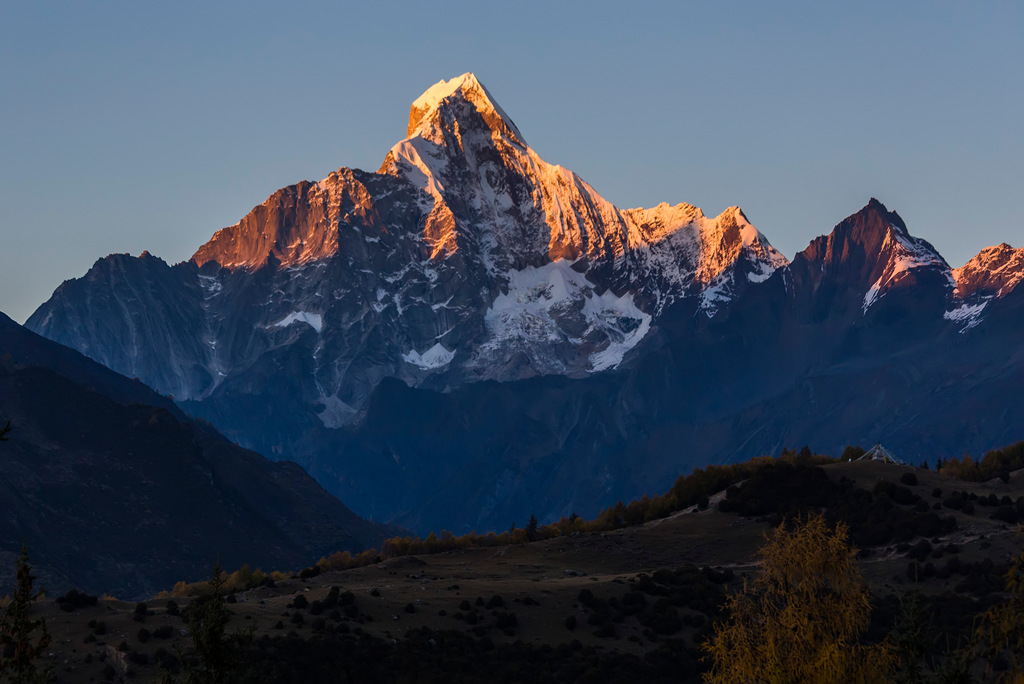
[0,313,396,599]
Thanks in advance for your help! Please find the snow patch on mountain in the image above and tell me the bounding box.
[273,311,324,333]
[482,261,650,372]
[584,293,651,371]
[862,225,952,313]
[402,343,455,370]
[317,395,358,429]
[944,301,988,333]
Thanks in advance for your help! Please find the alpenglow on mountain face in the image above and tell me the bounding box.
[30,73,787,424]
[27,74,1024,534]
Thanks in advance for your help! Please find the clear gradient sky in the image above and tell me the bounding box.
[2,1,1021,324]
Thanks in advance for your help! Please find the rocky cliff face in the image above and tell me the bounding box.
[25,74,1024,534]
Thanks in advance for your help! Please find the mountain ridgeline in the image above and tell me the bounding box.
[27,73,1024,534]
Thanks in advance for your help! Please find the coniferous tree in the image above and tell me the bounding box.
[178,562,251,684]
[526,515,539,541]
[892,589,933,683]
[0,545,53,684]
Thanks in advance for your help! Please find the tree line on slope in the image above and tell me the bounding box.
[163,441,1024,592]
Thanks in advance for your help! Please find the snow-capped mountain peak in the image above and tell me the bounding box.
[31,73,794,421]
[406,72,525,145]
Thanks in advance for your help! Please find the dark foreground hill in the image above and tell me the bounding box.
[14,457,1024,682]
[0,312,397,599]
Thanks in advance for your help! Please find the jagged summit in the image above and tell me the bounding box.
[406,72,524,144]
[787,199,952,316]
[865,197,908,233]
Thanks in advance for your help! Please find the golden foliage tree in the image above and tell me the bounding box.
[702,514,895,683]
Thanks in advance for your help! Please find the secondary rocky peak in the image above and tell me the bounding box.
[953,242,1024,299]
[796,199,939,271]
[790,199,952,315]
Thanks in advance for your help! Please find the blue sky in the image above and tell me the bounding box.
[2,1,1021,323]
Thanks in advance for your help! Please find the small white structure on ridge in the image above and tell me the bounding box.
[856,443,909,466]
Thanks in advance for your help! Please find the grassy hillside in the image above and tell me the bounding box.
[7,448,1024,682]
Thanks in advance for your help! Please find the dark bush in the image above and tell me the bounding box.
[152,625,175,640]
[943,496,964,510]
[564,615,577,631]
[641,600,682,635]
[990,506,1018,524]
[874,481,920,506]
[900,472,918,486]
[620,591,647,615]
[292,595,309,610]
[298,565,321,579]
[153,647,178,673]
[56,589,98,612]
[907,540,932,561]
[137,627,150,643]
[495,612,518,631]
